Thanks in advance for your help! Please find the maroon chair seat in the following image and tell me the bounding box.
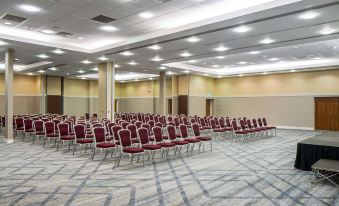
[85,134,94,138]
[162,135,169,139]
[234,131,248,134]
[36,131,45,136]
[171,140,188,145]
[25,129,35,133]
[202,126,211,129]
[213,129,224,132]
[16,127,24,131]
[185,138,200,143]
[46,133,59,138]
[76,138,93,144]
[96,142,115,148]
[197,136,212,141]
[123,147,144,153]
[159,142,175,147]
[60,135,75,140]
[132,139,140,143]
[142,144,161,150]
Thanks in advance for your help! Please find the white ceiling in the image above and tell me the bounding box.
[1,0,339,81]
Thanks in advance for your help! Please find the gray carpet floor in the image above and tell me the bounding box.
[0,129,339,206]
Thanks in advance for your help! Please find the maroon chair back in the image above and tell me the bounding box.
[64,120,73,133]
[167,125,177,141]
[74,124,86,139]
[154,115,159,123]
[45,121,55,134]
[118,129,132,147]
[247,119,253,128]
[173,117,180,127]
[192,123,201,137]
[52,119,60,130]
[138,127,150,145]
[209,119,217,129]
[262,118,268,126]
[34,120,44,132]
[214,117,219,126]
[24,119,34,131]
[152,126,163,143]
[167,116,173,122]
[2,116,5,127]
[141,123,151,135]
[182,117,189,125]
[219,118,226,128]
[159,116,166,124]
[252,119,258,127]
[112,125,122,141]
[199,118,206,127]
[155,122,162,128]
[94,127,106,143]
[239,119,246,130]
[127,124,137,139]
[121,122,129,129]
[231,120,238,131]
[179,124,189,138]
[258,118,263,127]
[85,113,90,120]
[93,113,98,118]
[148,120,155,129]
[58,123,69,136]
[15,118,24,129]
[225,118,231,127]
[144,116,150,123]
[135,121,142,128]
[41,118,49,122]
[92,123,102,128]
[107,122,116,136]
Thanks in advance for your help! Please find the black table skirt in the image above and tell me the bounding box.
[294,143,339,171]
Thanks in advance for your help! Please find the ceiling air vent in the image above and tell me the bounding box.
[155,0,172,3]
[2,14,27,23]
[56,32,74,37]
[91,15,116,23]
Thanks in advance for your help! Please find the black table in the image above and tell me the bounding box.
[294,134,339,171]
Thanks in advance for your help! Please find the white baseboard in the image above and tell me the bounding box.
[277,126,314,130]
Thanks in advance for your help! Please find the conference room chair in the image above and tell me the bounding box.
[15,117,24,137]
[73,124,94,155]
[116,129,145,167]
[209,119,225,138]
[179,124,200,153]
[52,119,61,133]
[138,127,162,163]
[152,126,175,159]
[33,120,45,144]
[127,124,140,144]
[43,121,59,147]
[121,122,129,129]
[231,120,248,141]
[64,120,75,136]
[239,119,256,140]
[246,119,264,137]
[106,122,116,141]
[111,125,122,146]
[57,123,75,151]
[257,118,271,136]
[92,127,116,160]
[262,118,277,136]
[23,118,35,142]
[167,125,189,156]
[191,123,212,151]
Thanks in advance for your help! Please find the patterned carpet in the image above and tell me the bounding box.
[0,129,339,206]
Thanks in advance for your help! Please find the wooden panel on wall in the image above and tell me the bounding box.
[47,95,62,114]
[178,95,188,115]
[315,97,339,131]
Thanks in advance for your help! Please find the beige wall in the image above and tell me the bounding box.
[189,75,215,96]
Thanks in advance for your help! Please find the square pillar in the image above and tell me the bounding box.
[159,71,166,115]
[5,49,14,143]
[98,62,115,120]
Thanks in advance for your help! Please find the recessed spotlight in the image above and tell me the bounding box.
[78,37,83,40]
[217,75,222,78]
[238,61,247,65]
[159,66,166,70]
[98,56,109,61]
[232,25,251,33]
[319,28,336,35]
[150,56,163,62]
[37,70,45,73]
[41,29,56,34]
[81,77,86,80]
[298,11,319,20]
[186,36,200,43]
[148,77,153,80]
[114,64,121,68]
[139,12,154,18]
[179,51,192,57]
[128,61,138,65]
[268,58,279,61]
[166,71,174,75]
[238,74,243,77]
[148,45,161,50]
[290,70,296,72]
[81,59,92,64]
[48,67,57,71]
[120,51,134,56]
[51,49,65,54]
[183,70,190,73]
[78,70,85,73]
[19,4,41,13]
[120,81,125,83]
[143,70,148,72]
[212,65,219,68]
[129,72,134,75]
[259,38,275,44]
[216,56,225,59]
[27,72,34,75]
[4,22,12,25]
[311,57,322,60]
[204,73,209,76]
[213,45,228,52]
[100,25,118,32]
[188,60,198,63]
[249,51,260,54]
[37,54,49,59]
[262,72,268,75]
[134,79,139,82]
[0,40,8,46]
[92,67,99,71]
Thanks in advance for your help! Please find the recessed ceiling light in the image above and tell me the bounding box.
[217,75,222,78]
[4,22,12,25]
[41,29,56,34]
[262,72,268,75]
[78,37,83,40]
[27,72,34,75]
[114,64,121,68]
[134,79,139,82]
[128,61,138,65]
[268,58,279,61]
[120,51,134,56]
[37,70,45,73]
[290,70,296,72]
[204,73,209,76]
[212,65,219,68]
[139,12,154,18]
[249,51,260,54]
[166,71,174,75]
[143,69,148,72]
[19,4,41,13]
[148,77,153,80]
[179,51,192,57]
[92,67,99,71]
[100,25,118,32]
[37,54,49,59]
[120,81,125,83]
[186,36,200,43]
[81,77,86,80]
[183,70,190,73]
[48,67,57,71]
[238,61,247,65]
[298,11,319,20]
[213,45,228,52]
[150,56,163,62]
[78,70,85,73]
[0,40,8,46]
[238,74,243,77]
[81,59,92,64]
[319,28,336,35]
[232,25,251,33]
[259,38,275,44]
[188,60,198,63]
[311,57,322,60]
[129,72,134,74]
[148,45,161,50]
[98,56,109,61]
[159,66,166,70]
[216,56,225,59]
[51,49,65,54]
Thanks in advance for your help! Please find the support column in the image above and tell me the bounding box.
[5,49,14,143]
[159,71,166,115]
[98,62,115,120]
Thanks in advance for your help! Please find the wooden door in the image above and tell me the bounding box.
[178,95,188,115]
[206,99,211,116]
[315,97,339,131]
[47,95,62,114]
[168,99,172,114]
